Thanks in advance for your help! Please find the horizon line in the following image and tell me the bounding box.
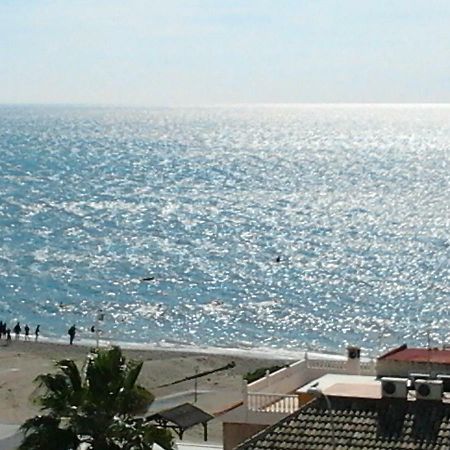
[1,101,450,109]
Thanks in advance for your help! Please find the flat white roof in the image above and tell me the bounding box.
[297,374,381,399]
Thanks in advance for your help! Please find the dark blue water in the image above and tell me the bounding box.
[0,105,449,354]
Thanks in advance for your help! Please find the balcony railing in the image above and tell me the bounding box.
[306,358,375,374]
[248,392,300,413]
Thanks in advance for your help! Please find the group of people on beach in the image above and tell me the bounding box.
[0,319,81,346]
[0,321,40,342]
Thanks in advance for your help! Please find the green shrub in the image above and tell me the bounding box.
[244,365,286,384]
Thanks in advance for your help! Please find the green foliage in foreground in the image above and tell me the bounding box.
[244,365,286,384]
[19,346,173,450]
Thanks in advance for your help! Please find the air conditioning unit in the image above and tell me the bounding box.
[408,373,430,390]
[414,379,443,400]
[347,346,361,360]
[381,377,408,398]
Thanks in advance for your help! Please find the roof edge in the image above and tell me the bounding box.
[234,398,319,449]
[378,344,407,360]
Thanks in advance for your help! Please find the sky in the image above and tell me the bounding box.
[0,0,449,105]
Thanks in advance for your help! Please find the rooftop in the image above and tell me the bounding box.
[379,344,450,364]
[236,396,450,450]
[297,374,381,399]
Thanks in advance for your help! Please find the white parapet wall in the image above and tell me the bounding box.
[247,360,310,395]
[223,353,376,450]
[244,352,376,412]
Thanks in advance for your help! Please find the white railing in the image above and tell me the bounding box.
[306,358,375,374]
[360,361,376,373]
[306,359,347,370]
[248,392,300,413]
[241,354,377,416]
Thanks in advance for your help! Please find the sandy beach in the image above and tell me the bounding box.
[0,338,294,443]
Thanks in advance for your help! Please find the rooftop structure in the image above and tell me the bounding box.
[235,396,450,450]
[297,374,381,399]
[377,344,450,378]
[222,344,450,449]
[221,347,375,450]
[147,403,214,441]
[379,344,450,364]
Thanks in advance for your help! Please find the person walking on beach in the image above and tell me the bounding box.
[0,321,3,339]
[68,325,76,345]
[24,324,30,341]
[35,325,40,341]
[13,322,21,340]
[6,328,11,341]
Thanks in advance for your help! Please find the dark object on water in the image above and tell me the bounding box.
[275,255,281,263]
[141,276,155,282]
[91,325,95,333]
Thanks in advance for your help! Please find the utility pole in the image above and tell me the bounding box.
[95,309,104,348]
[194,366,199,403]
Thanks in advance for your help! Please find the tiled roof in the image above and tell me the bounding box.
[378,344,450,364]
[236,396,450,450]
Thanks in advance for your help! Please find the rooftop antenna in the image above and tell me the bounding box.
[377,328,385,358]
[377,320,393,357]
[426,327,432,374]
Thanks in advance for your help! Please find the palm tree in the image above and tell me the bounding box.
[19,346,173,450]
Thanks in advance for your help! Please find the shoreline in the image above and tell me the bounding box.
[8,334,308,361]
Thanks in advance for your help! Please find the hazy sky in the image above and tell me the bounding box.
[1,0,449,105]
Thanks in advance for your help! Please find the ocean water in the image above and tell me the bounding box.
[0,104,449,355]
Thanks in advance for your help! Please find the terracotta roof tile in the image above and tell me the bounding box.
[235,397,450,450]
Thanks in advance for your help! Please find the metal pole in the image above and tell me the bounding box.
[95,308,104,348]
[194,367,199,403]
[95,314,100,348]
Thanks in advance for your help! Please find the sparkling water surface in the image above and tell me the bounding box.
[0,105,449,354]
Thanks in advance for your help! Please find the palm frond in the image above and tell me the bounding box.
[19,346,173,450]
[33,373,74,413]
[57,359,82,392]
[19,415,79,450]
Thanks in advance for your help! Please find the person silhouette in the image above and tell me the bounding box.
[13,322,21,340]
[24,324,30,341]
[68,325,76,345]
[35,325,40,341]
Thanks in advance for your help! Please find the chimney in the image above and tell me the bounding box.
[346,345,361,374]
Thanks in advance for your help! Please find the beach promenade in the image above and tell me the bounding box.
[0,339,292,444]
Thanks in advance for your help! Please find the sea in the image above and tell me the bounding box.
[0,104,449,357]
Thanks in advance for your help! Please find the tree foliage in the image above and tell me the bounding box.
[243,365,286,384]
[19,346,173,450]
